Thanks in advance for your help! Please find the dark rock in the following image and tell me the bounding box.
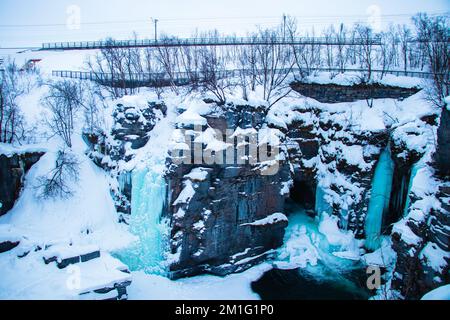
[0,240,20,253]
[43,249,101,269]
[291,82,420,103]
[435,105,450,176]
[0,151,44,216]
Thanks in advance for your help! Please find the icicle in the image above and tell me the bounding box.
[365,148,394,251]
[403,162,420,218]
[315,184,333,217]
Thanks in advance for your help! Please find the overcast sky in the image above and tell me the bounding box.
[0,0,448,48]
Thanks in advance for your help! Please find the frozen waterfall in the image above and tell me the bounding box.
[115,167,169,275]
[365,148,394,251]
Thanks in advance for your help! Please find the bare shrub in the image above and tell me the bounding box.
[36,150,80,199]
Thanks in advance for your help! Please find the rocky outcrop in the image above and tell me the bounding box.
[291,82,420,103]
[269,102,388,237]
[0,151,44,216]
[391,182,450,299]
[110,101,167,160]
[166,102,291,278]
[84,102,167,219]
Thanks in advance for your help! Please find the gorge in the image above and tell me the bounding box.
[83,81,448,299]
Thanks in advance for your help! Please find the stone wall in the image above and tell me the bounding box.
[291,82,420,103]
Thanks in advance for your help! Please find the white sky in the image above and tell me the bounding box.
[0,0,448,48]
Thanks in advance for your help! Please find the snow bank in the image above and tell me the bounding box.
[421,284,450,300]
[0,143,47,157]
[128,263,272,300]
[0,151,133,251]
[241,213,288,227]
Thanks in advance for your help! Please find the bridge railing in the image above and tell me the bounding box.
[42,36,382,50]
[52,67,438,84]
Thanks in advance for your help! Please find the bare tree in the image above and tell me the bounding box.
[81,82,103,134]
[86,38,144,99]
[398,25,411,73]
[43,80,84,147]
[197,46,232,105]
[378,31,392,78]
[255,26,294,106]
[36,150,80,199]
[323,25,335,72]
[356,24,375,82]
[335,23,348,73]
[413,13,449,108]
[0,61,27,144]
[155,35,181,95]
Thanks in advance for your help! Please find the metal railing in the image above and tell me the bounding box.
[41,36,382,50]
[51,67,438,84]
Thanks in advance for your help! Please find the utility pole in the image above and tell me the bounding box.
[283,14,287,42]
[152,18,159,42]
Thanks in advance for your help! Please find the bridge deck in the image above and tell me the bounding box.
[41,37,382,50]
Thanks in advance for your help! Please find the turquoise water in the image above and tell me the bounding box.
[402,162,420,217]
[315,184,333,217]
[252,201,370,300]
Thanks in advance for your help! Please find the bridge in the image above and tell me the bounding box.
[41,36,383,51]
[51,68,437,88]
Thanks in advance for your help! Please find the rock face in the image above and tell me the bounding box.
[166,102,291,278]
[391,182,450,299]
[291,82,420,103]
[111,101,167,159]
[435,105,450,176]
[0,151,44,216]
[269,102,389,237]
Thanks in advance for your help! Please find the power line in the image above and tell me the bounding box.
[0,11,447,28]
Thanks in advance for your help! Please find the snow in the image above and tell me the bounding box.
[362,238,396,268]
[276,223,319,269]
[392,220,422,246]
[0,224,21,243]
[445,96,450,111]
[419,242,450,274]
[319,213,357,249]
[337,144,370,170]
[0,250,130,300]
[360,107,386,131]
[0,150,133,251]
[195,128,232,152]
[0,46,445,299]
[4,49,97,77]
[275,206,363,278]
[176,110,207,126]
[173,180,196,205]
[128,263,271,300]
[0,143,47,157]
[240,213,288,226]
[184,168,209,182]
[421,284,450,300]
[43,244,100,261]
[304,71,424,89]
